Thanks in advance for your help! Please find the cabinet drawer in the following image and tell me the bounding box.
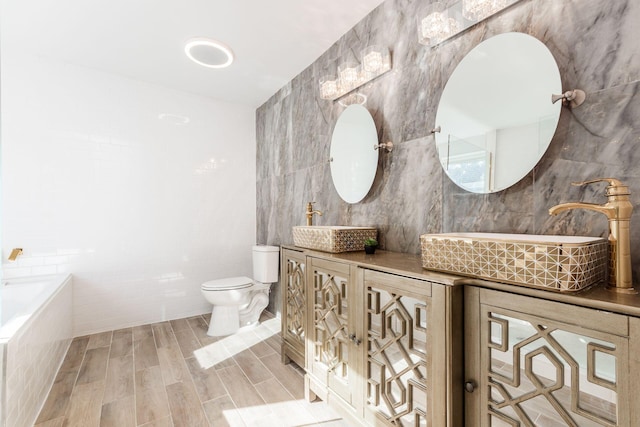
[364,269,432,298]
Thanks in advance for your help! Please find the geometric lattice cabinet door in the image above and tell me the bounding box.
[364,270,433,427]
[281,249,306,367]
[465,287,633,427]
[307,258,356,406]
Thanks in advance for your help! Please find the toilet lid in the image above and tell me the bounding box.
[201,276,253,291]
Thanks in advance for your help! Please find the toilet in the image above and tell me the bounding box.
[201,245,279,336]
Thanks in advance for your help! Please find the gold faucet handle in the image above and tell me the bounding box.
[572,178,629,196]
[306,201,316,211]
[572,177,624,187]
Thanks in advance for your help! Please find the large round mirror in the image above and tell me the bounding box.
[435,32,562,193]
[330,105,379,203]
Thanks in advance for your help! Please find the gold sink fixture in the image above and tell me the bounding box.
[420,233,607,292]
[293,226,378,253]
[305,201,322,226]
[549,178,636,294]
[8,248,23,261]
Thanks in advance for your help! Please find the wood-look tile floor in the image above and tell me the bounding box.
[34,312,349,427]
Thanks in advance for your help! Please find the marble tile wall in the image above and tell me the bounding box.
[257,0,640,313]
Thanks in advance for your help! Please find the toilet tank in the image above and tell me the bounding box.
[252,245,280,283]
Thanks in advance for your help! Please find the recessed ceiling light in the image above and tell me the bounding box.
[184,37,234,69]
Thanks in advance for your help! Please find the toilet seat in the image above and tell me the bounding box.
[202,276,253,291]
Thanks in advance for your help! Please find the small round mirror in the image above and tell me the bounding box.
[435,32,562,193]
[330,105,379,203]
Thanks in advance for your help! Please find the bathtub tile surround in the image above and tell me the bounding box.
[0,276,72,427]
[256,0,640,313]
[1,50,257,335]
[34,313,346,427]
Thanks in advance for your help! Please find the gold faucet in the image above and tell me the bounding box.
[306,202,323,226]
[549,178,636,294]
[8,248,23,261]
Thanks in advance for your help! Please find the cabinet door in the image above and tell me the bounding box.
[281,249,306,366]
[307,257,356,405]
[363,270,433,427]
[465,287,631,426]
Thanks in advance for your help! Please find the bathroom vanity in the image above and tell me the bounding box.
[280,246,640,426]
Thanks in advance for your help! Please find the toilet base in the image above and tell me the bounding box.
[204,283,272,337]
[207,306,241,337]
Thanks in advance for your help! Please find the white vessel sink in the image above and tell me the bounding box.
[420,232,608,292]
[292,226,377,253]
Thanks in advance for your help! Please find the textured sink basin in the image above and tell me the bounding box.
[293,226,377,253]
[420,233,607,292]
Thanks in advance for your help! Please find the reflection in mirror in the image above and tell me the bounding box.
[330,105,379,203]
[488,311,619,425]
[435,32,562,193]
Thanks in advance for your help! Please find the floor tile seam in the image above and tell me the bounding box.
[102,353,136,406]
[174,328,201,360]
[253,376,297,403]
[70,344,91,393]
[159,322,185,353]
[262,368,304,402]
[192,361,238,414]
[66,379,107,426]
[133,366,172,427]
[34,365,79,424]
[183,345,243,410]
[233,350,277,386]
[162,359,210,424]
[185,315,210,348]
[220,385,275,427]
[76,344,112,387]
[150,322,165,352]
[130,359,153,427]
[245,334,277,360]
[87,331,114,351]
[182,356,233,406]
[253,370,304,400]
[200,395,251,427]
[216,364,266,410]
[199,400,215,427]
[258,351,304,377]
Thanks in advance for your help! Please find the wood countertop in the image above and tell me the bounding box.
[282,245,640,318]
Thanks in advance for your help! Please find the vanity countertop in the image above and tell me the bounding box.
[282,245,460,285]
[283,245,640,318]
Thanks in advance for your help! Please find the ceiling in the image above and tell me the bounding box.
[1,0,386,108]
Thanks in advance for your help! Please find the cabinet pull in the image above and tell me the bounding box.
[464,380,477,393]
[349,334,362,346]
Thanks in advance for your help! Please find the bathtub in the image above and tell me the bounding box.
[0,274,73,427]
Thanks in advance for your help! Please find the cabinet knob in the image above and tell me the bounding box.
[464,380,477,393]
[349,334,361,346]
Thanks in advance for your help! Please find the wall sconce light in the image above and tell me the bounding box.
[418,0,521,47]
[338,61,361,92]
[319,46,391,101]
[418,2,461,46]
[462,0,508,21]
[320,75,339,99]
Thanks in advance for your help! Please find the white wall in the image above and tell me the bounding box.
[1,52,257,335]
